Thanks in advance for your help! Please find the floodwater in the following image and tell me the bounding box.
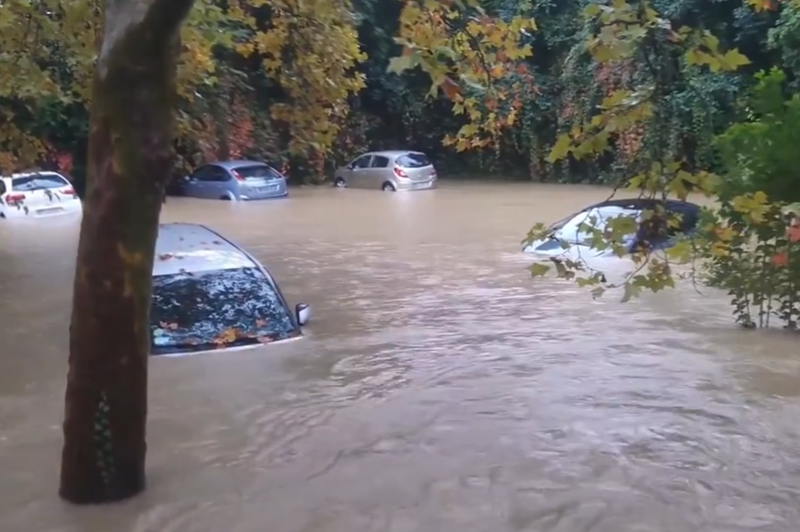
[1,182,800,532]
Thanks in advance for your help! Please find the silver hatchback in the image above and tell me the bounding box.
[180,160,289,201]
[333,150,437,191]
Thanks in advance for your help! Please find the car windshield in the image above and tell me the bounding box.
[553,206,641,246]
[150,267,298,355]
[12,174,68,191]
[396,153,431,168]
[233,165,282,180]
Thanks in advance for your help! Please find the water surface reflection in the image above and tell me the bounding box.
[1,183,799,532]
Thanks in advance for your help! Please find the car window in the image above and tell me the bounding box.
[370,156,390,168]
[191,166,218,181]
[555,206,640,246]
[396,153,431,168]
[12,173,68,191]
[150,267,299,355]
[233,165,282,180]
[351,155,372,169]
[208,167,230,181]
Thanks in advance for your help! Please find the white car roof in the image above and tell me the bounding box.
[153,223,257,276]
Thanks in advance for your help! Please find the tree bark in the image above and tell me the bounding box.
[59,0,196,504]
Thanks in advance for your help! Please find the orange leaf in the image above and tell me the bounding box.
[441,77,460,100]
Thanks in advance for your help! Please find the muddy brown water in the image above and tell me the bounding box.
[1,182,800,532]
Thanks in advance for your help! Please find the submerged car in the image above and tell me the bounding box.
[333,150,437,191]
[523,198,701,258]
[0,171,82,219]
[180,160,288,201]
[150,223,310,356]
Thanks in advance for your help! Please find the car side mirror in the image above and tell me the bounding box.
[295,303,311,326]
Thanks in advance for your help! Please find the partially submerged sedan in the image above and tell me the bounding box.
[150,223,310,356]
[180,160,288,201]
[523,198,701,258]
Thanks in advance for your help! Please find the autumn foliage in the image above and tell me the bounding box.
[0,0,365,178]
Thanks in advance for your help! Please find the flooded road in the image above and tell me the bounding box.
[2,182,800,531]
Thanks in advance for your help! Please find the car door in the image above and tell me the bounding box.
[348,154,373,188]
[185,166,215,198]
[368,155,391,188]
[204,166,232,199]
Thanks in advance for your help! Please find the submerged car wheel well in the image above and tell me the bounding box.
[382,181,395,191]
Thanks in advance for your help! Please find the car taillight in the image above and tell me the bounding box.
[5,193,25,204]
[232,170,245,182]
[393,167,408,178]
[61,187,76,196]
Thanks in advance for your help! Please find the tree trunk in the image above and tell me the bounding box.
[59,0,196,504]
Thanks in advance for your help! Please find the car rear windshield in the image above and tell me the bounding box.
[12,174,68,191]
[396,153,431,168]
[233,165,282,180]
[150,267,298,354]
[555,206,641,246]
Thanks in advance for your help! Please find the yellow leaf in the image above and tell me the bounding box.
[548,134,572,162]
[720,49,750,70]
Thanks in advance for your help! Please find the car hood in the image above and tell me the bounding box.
[522,238,618,259]
[152,333,305,358]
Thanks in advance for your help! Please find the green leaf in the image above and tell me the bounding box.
[552,259,569,278]
[620,283,641,303]
[387,54,421,74]
[529,263,550,277]
[432,46,458,60]
[583,3,601,17]
[548,134,572,162]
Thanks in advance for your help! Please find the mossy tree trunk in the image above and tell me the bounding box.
[59,0,196,504]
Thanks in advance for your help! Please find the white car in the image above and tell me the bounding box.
[523,199,701,259]
[0,171,82,219]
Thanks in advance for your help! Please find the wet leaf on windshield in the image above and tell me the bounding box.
[214,327,239,345]
[255,319,267,327]
[159,321,178,330]
[212,240,223,245]
[178,268,193,276]
[257,336,273,344]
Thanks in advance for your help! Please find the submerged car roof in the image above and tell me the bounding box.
[209,160,269,170]
[153,223,257,276]
[588,198,701,212]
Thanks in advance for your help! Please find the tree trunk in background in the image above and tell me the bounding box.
[59,0,196,504]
